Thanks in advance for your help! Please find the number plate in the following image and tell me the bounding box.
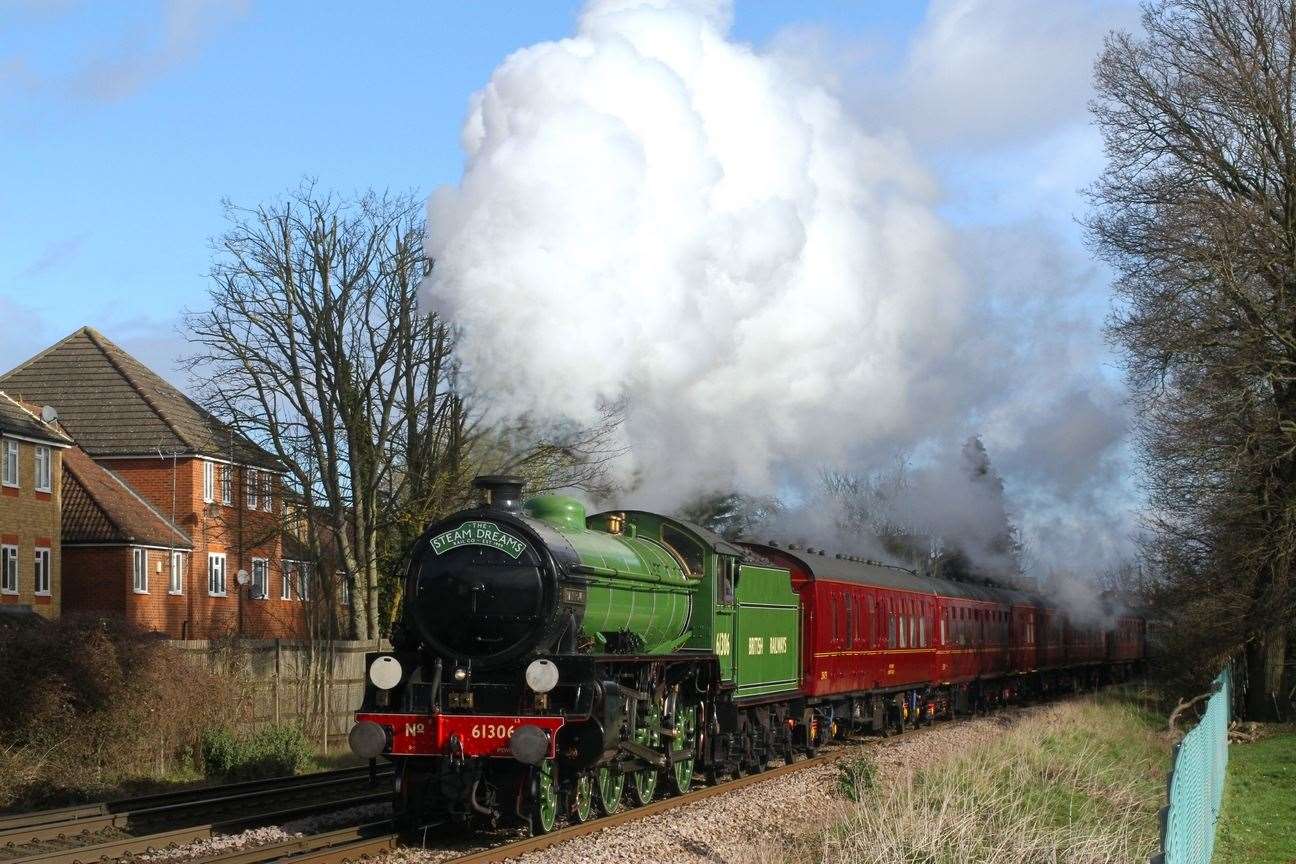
[356,712,565,758]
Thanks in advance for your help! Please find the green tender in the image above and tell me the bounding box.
[732,563,801,700]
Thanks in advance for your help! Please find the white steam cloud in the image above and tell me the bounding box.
[423,0,1134,574]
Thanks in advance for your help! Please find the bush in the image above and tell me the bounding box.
[200,726,243,778]
[0,616,250,808]
[835,755,878,802]
[201,724,312,780]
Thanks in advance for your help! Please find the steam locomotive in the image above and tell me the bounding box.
[349,476,1145,834]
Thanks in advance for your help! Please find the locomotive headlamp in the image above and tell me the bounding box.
[525,658,559,693]
[368,656,402,690]
[453,666,469,682]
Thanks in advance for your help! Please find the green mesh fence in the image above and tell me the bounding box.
[1151,667,1231,864]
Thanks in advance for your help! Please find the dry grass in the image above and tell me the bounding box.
[786,694,1166,864]
[0,616,251,809]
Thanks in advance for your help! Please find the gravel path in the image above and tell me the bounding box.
[378,705,1046,864]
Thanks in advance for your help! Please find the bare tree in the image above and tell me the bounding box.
[1089,0,1296,717]
[187,183,624,639]
[186,184,459,638]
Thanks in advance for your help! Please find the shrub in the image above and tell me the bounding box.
[201,724,312,780]
[0,615,250,807]
[200,726,244,778]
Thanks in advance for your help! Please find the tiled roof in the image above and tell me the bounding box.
[0,392,72,446]
[61,446,193,548]
[0,327,280,469]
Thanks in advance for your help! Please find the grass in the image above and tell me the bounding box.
[1212,729,1296,864]
[787,692,1168,864]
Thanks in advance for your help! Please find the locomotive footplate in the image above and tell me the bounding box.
[354,712,565,759]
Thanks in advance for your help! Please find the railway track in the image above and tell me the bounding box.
[0,765,393,864]
[270,751,842,864]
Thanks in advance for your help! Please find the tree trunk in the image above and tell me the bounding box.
[1245,628,1289,721]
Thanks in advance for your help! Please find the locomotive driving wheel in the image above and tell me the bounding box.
[595,765,624,815]
[630,704,660,805]
[528,759,559,836]
[669,703,697,794]
[570,770,594,823]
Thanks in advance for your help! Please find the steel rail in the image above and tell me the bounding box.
[0,792,390,864]
[441,753,836,864]
[274,752,840,864]
[0,767,392,846]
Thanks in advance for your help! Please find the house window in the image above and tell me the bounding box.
[251,558,268,599]
[299,562,311,600]
[246,468,258,510]
[282,561,296,600]
[133,548,148,593]
[2,441,17,487]
[208,552,227,596]
[1,545,17,593]
[220,465,233,505]
[202,460,214,503]
[34,446,51,492]
[170,551,184,594]
[339,572,350,606]
[261,473,273,512]
[34,548,50,595]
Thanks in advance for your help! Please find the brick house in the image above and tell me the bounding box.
[0,392,72,619]
[1,326,309,638]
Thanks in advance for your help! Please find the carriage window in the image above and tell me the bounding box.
[899,609,907,648]
[845,594,854,647]
[920,614,927,648]
[888,611,897,648]
[662,525,705,577]
[868,596,876,645]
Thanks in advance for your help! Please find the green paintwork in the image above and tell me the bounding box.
[524,497,799,697]
[732,564,801,700]
[525,498,698,655]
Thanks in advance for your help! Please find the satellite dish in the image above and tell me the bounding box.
[236,569,250,586]
[40,405,58,424]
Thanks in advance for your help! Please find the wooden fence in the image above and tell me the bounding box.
[169,638,389,755]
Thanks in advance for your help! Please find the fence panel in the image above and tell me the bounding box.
[1152,667,1231,864]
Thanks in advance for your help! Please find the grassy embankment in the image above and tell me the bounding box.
[1212,729,1296,864]
[788,691,1168,864]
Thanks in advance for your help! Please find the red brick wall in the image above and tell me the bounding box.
[90,456,301,639]
[62,546,128,616]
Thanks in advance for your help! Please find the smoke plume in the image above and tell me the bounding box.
[422,0,1133,575]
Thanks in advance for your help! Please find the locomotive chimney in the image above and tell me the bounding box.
[473,475,525,512]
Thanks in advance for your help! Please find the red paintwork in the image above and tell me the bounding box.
[356,712,565,758]
[747,544,1145,704]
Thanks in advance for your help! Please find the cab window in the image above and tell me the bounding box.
[716,556,736,605]
[662,524,705,576]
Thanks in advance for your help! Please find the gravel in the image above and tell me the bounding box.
[374,705,1050,864]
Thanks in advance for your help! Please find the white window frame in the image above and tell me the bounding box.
[220,465,232,505]
[251,557,268,599]
[2,440,17,488]
[281,561,295,600]
[202,460,214,503]
[261,473,272,512]
[246,467,258,510]
[34,445,51,492]
[208,552,227,596]
[299,561,310,600]
[132,547,148,593]
[339,571,350,606]
[1,545,17,594]
[34,547,50,595]
[169,551,184,595]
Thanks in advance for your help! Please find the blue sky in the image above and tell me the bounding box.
[1,0,1146,569]
[1,1,928,376]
